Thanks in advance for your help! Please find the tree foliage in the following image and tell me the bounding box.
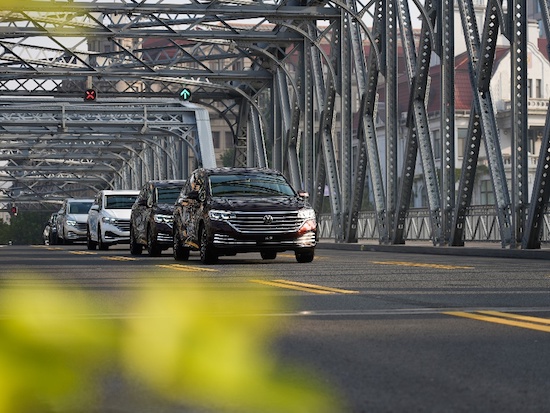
[0,211,54,245]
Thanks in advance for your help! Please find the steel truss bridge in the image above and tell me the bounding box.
[2,0,550,249]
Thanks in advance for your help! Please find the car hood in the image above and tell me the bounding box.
[155,203,175,215]
[67,214,89,224]
[103,209,132,220]
[210,196,309,212]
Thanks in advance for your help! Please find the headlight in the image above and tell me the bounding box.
[209,210,235,221]
[66,219,77,226]
[154,214,173,224]
[297,208,316,220]
[101,216,116,224]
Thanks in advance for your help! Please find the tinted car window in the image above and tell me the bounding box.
[209,173,296,197]
[105,195,138,209]
[156,186,182,204]
[69,202,93,214]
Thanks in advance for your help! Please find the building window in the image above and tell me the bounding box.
[224,132,234,148]
[536,79,542,98]
[480,180,495,205]
[527,79,533,98]
[212,131,220,149]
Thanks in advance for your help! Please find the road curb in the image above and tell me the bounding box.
[317,242,550,260]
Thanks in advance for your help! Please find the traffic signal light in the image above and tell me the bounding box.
[10,206,18,216]
[179,88,191,101]
[84,89,97,101]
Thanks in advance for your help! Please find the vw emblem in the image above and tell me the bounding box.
[263,215,273,225]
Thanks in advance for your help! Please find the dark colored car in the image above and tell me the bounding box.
[129,180,187,256]
[173,167,317,264]
[42,212,59,245]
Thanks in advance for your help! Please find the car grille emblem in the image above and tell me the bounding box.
[263,215,273,225]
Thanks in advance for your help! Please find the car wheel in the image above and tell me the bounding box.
[63,229,72,245]
[129,225,143,255]
[87,227,97,250]
[98,225,109,250]
[295,249,314,263]
[173,232,190,261]
[260,251,277,260]
[199,226,218,264]
[147,225,162,257]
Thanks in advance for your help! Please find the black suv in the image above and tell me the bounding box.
[173,167,317,264]
[129,180,186,256]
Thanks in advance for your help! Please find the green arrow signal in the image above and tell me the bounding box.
[179,88,191,101]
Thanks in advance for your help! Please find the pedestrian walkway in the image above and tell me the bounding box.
[317,239,550,260]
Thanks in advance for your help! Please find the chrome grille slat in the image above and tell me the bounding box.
[228,211,302,234]
[114,220,130,231]
[75,223,87,232]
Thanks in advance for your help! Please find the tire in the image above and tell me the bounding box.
[260,251,277,260]
[129,225,143,255]
[62,230,72,245]
[199,225,218,264]
[173,232,190,261]
[87,227,97,250]
[295,249,314,263]
[147,225,162,257]
[97,225,109,250]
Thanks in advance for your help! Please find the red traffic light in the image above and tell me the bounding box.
[84,89,97,101]
[10,206,18,216]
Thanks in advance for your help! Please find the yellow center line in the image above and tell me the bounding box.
[371,260,474,270]
[250,279,334,294]
[476,310,550,325]
[70,251,97,255]
[156,264,219,272]
[103,256,137,261]
[273,279,359,294]
[444,311,550,333]
[250,279,359,295]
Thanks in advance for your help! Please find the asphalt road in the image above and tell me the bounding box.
[1,244,549,413]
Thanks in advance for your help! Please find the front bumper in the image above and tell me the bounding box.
[101,222,131,244]
[209,220,317,253]
[154,222,174,245]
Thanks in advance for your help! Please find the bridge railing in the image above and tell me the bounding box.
[318,206,550,244]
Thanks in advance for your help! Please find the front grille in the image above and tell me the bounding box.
[75,223,87,232]
[228,211,303,234]
[114,219,130,232]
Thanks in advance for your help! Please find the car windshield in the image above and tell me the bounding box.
[105,195,138,209]
[209,173,296,197]
[68,202,93,214]
[156,186,182,204]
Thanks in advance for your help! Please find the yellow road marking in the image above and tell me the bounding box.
[156,264,219,272]
[273,279,359,294]
[371,260,474,270]
[444,311,550,333]
[251,279,333,294]
[250,279,359,295]
[70,251,97,255]
[103,256,137,261]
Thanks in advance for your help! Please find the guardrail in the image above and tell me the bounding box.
[317,205,550,243]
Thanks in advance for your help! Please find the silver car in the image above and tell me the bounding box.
[56,198,94,244]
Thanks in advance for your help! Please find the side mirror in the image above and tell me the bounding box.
[298,190,309,198]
